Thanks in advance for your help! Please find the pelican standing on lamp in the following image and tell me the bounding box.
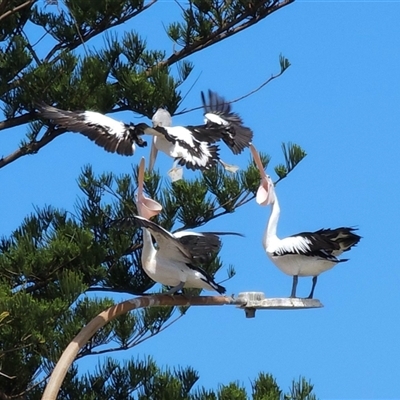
[250,145,361,299]
[134,158,227,294]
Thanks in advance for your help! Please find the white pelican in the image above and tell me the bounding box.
[36,103,147,156]
[134,158,229,294]
[250,145,361,299]
[147,90,253,181]
[132,215,227,294]
[148,91,255,179]
[136,119,220,178]
[150,107,221,180]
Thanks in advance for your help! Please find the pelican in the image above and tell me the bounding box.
[36,103,146,156]
[250,145,361,299]
[150,107,221,180]
[134,158,229,294]
[148,90,255,179]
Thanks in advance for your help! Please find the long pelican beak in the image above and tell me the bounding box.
[249,144,272,206]
[136,157,162,219]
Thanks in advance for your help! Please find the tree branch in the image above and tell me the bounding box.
[0,0,36,22]
[81,312,184,357]
[0,113,34,132]
[44,0,158,63]
[175,67,288,116]
[0,128,65,170]
[147,0,294,75]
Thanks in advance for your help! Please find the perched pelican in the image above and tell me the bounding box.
[250,145,361,299]
[36,103,146,156]
[134,158,230,294]
[133,215,227,294]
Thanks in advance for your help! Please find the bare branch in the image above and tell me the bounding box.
[0,371,16,380]
[175,67,288,116]
[0,128,65,170]
[0,113,34,132]
[0,0,36,22]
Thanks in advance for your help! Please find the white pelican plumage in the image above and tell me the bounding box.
[133,215,227,294]
[134,158,230,294]
[250,145,361,299]
[147,90,253,178]
[36,103,146,155]
[137,120,220,175]
[148,107,221,180]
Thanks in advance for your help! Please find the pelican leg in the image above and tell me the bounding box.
[164,281,185,295]
[307,276,318,299]
[290,275,298,298]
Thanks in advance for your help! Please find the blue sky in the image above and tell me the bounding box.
[1,1,399,398]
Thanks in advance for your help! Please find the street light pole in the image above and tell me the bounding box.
[41,293,322,400]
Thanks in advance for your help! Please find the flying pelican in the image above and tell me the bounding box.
[147,89,254,179]
[250,145,361,299]
[134,158,230,294]
[140,107,220,180]
[36,103,147,156]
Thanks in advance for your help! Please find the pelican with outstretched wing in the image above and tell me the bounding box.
[36,103,146,156]
[134,158,239,294]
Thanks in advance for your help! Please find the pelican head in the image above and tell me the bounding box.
[136,157,162,219]
[249,143,275,206]
[256,175,275,206]
[152,108,172,128]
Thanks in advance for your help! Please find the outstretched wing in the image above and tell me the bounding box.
[37,103,145,156]
[132,215,194,263]
[174,231,243,263]
[201,90,253,154]
[152,125,220,171]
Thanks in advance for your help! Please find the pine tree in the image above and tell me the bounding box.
[0,1,312,398]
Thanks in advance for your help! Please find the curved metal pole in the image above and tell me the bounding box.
[41,294,234,400]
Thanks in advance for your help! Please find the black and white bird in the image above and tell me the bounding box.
[133,158,230,294]
[147,90,253,178]
[250,146,361,299]
[201,89,253,155]
[36,103,146,156]
[133,215,227,294]
[147,107,220,180]
[127,111,220,180]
